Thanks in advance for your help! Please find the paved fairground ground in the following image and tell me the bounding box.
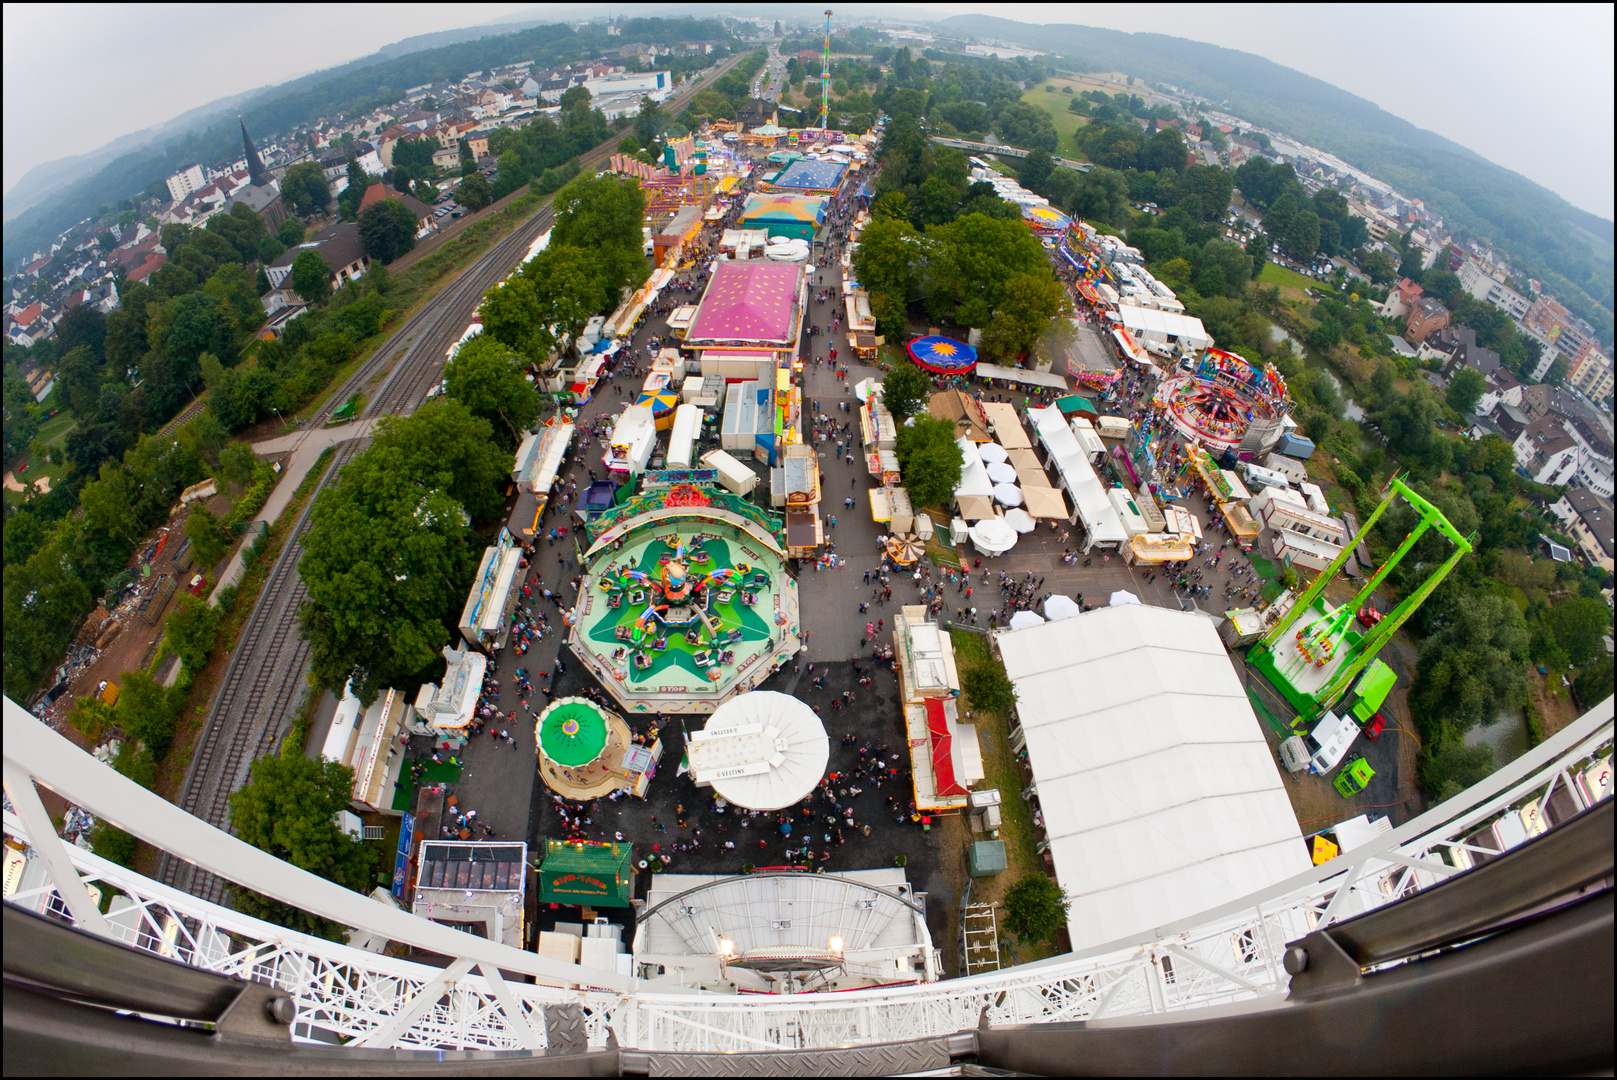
[366,158,1399,974]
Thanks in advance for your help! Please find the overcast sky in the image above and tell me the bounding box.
[4,3,1612,220]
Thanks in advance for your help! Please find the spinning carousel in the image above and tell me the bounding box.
[1152,348,1290,453]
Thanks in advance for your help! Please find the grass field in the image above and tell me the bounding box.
[1258,262,1316,293]
[1019,82,1090,160]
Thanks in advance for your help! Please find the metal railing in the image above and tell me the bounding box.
[4,693,1610,1052]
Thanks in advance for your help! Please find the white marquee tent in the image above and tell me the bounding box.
[687,692,829,811]
[996,605,1310,953]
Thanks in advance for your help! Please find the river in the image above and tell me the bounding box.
[1268,324,1366,421]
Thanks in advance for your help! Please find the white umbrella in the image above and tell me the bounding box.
[978,443,1009,464]
[1004,508,1037,533]
[968,518,1018,555]
[1007,610,1045,631]
[985,461,1018,484]
[992,483,1023,506]
[1109,590,1142,607]
[1044,594,1081,621]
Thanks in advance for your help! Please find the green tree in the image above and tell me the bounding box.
[962,662,1016,713]
[1308,318,1343,353]
[164,593,220,674]
[280,162,330,218]
[981,272,1067,361]
[68,695,119,743]
[373,398,509,522]
[184,505,232,569]
[228,753,375,941]
[894,415,963,508]
[290,249,332,304]
[277,217,307,247]
[454,171,494,211]
[878,360,930,421]
[115,670,183,757]
[1418,741,1495,802]
[1572,660,1614,709]
[550,174,647,303]
[1445,367,1487,415]
[524,243,610,359]
[1001,872,1071,945]
[445,335,542,449]
[1139,127,1187,174]
[1545,597,1610,667]
[1411,594,1530,736]
[357,198,419,264]
[1018,147,1054,195]
[299,438,474,703]
[1359,248,1397,285]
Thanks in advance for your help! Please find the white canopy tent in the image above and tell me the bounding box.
[1029,406,1126,552]
[992,483,1023,507]
[996,606,1310,953]
[954,437,995,499]
[1007,610,1045,631]
[1043,594,1081,621]
[687,692,829,811]
[967,517,1018,555]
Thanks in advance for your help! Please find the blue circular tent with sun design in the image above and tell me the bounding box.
[907,335,978,375]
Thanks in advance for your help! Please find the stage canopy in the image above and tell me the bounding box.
[687,691,829,811]
[908,335,978,375]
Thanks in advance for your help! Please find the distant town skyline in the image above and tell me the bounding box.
[3,4,1611,221]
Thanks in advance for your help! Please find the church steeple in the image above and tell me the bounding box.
[240,117,271,189]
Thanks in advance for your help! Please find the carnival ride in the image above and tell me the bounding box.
[600,539,760,650]
[1153,348,1290,453]
[1247,477,1473,724]
[907,335,978,375]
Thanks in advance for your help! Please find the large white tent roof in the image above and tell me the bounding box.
[687,691,829,811]
[954,437,994,499]
[997,605,1309,953]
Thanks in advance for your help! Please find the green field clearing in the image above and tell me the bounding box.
[1019,83,1090,160]
[1258,262,1316,293]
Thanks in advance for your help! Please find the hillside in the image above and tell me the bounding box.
[2,17,728,268]
[938,14,1615,346]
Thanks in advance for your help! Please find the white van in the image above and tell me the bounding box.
[1095,416,1130,439]
[1278,711,1359,775]
[1242,462,1291,493]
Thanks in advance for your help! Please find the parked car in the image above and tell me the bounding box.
[1357,605,1383,628]
[1362,712,1386,740]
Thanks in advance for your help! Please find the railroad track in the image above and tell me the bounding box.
[156,53,748,904]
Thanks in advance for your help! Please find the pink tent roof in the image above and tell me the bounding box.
[687,262,801,344]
